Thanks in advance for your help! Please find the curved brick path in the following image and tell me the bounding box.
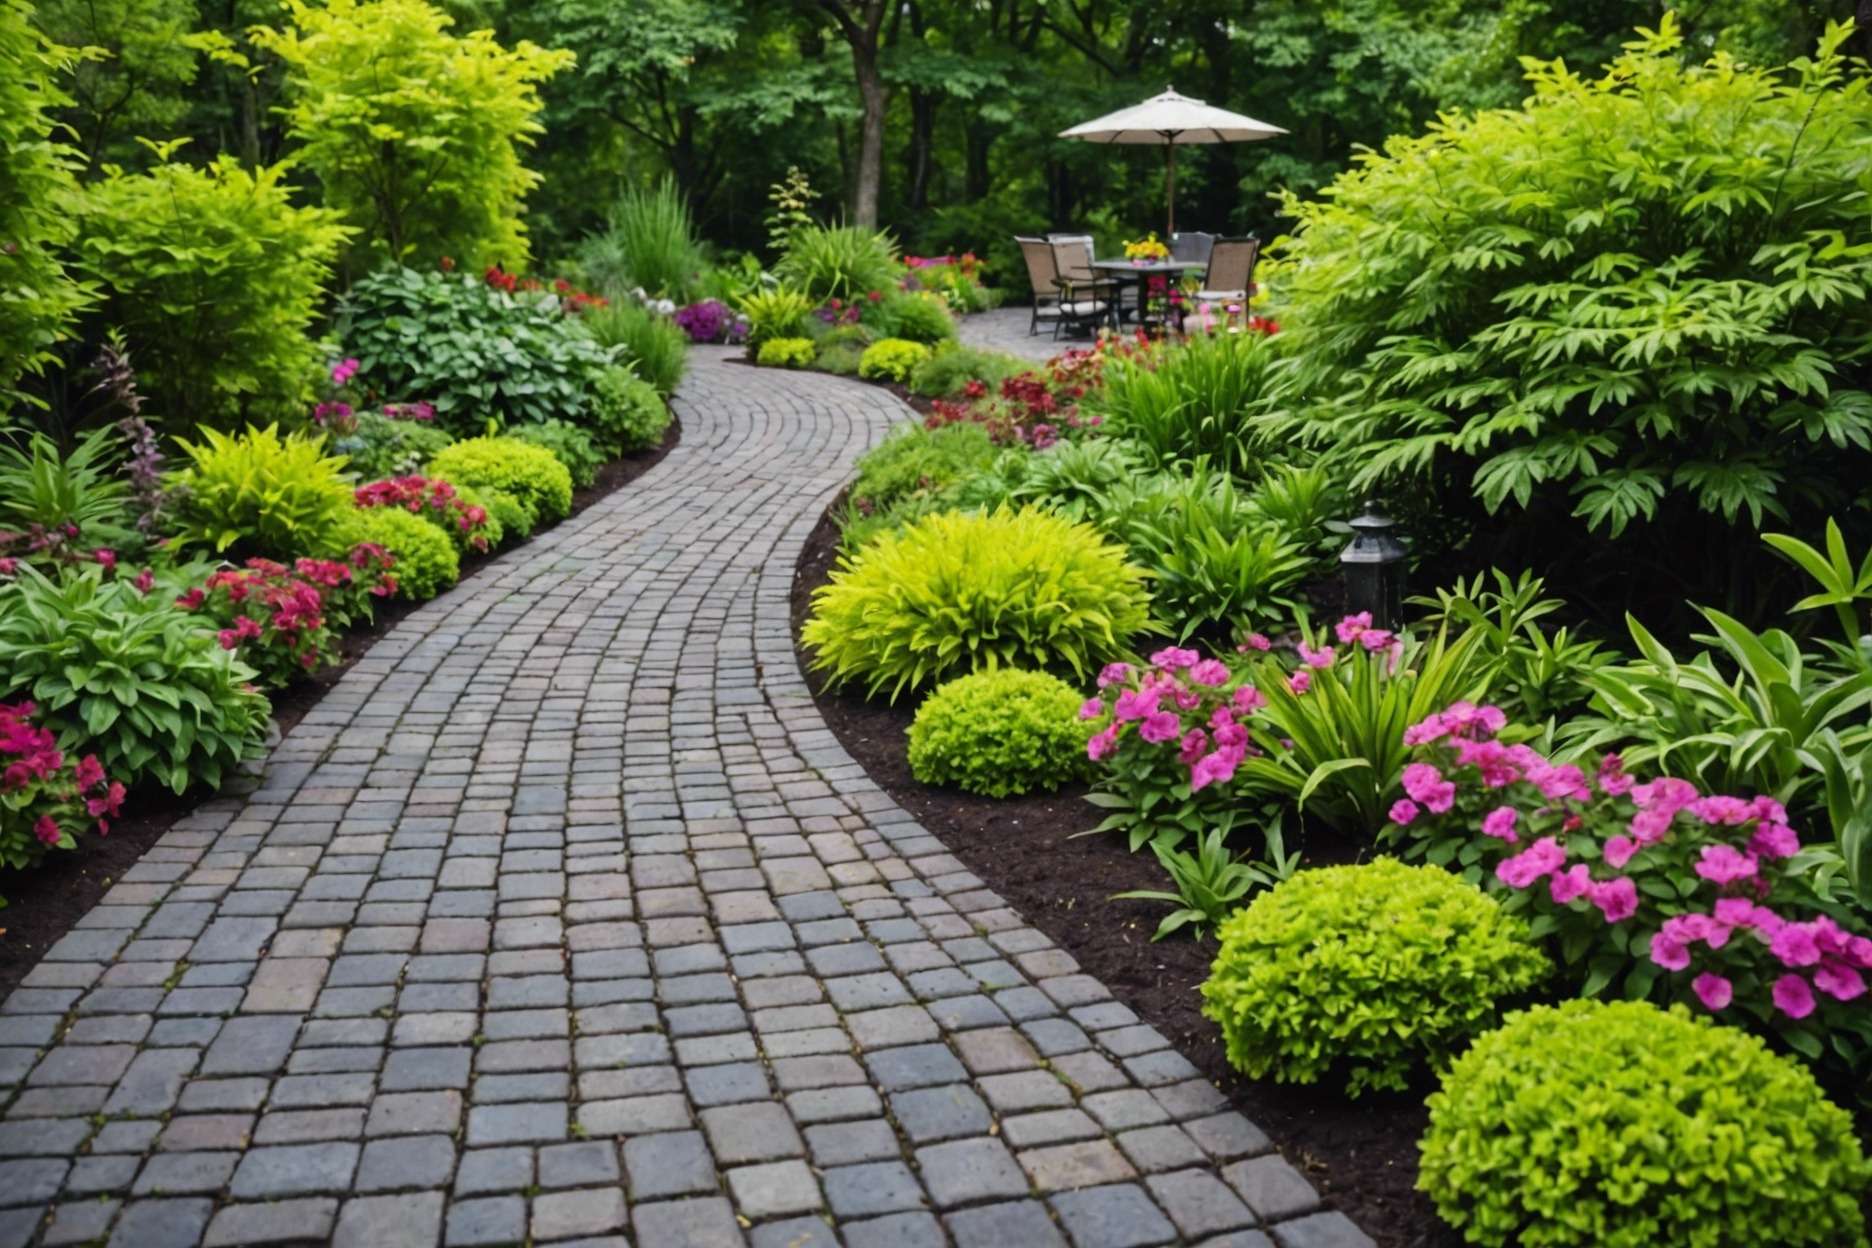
[0,348,1374,1248]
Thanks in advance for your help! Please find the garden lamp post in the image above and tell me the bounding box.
[1340,506,1408,631]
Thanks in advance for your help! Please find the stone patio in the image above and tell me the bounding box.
[0,348,1374,1248]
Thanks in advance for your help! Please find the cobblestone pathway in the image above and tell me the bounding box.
[956,307,1085,362]
[0,348,1373,1248]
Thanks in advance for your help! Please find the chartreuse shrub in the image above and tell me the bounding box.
[477,486,533,540]
[841,422,1002,549]
[588,365,668,454]
[330,506,458,600]
[340,266,616,435]
[0,565,269,794]
[76,154,350,428]
[167,425,355,558]
[0,0,89,405]
[737,288,814,349]
[756,337,815,369]
[1419,1000,1870,1248]
[908,344,1022,399]
[868,291,955,345]
[858,339,932,384]
[428,436,572,528]
[1201,859,1548,1095]
[509,418,601,488]
[907,669,1093,797]
[775,224,900,301]
[252,0,572,270]
[1260,19,1872,589]
[803,506,1153,701]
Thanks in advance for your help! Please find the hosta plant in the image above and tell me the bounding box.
[1420,1000,1870,1248]
[0,701,123,882]
[906,668,1092,798]
[0,565,269,794]
[1202,858,1548,1095]
[803,506,1153,701]
[166,424,356,559]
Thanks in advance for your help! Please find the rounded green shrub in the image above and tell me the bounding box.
[428,436,573,527]
[589,365,669,454]
[509,418,602,488]
[870,291,955,344]
[332,504,459,601]
[449,482,505,550]
[1419,999,1871,1248]
[907,669,1092,797]
[803,505,1152,701]
[1201,859,1548,1095]
[332,411,456,480]
[757,337,815,369]
[167,424,355,558]
[858,338,931,383]
[478,486,533,540]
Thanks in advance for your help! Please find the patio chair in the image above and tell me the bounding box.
[1046,235,1120,335]
[1015,236,1067,336]
[1171,231,1216,268]
[1192,236,1261,308]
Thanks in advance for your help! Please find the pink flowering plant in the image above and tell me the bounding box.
[354,476,495,554]
[0,701,124,879]
[1387,700,1872,1073]
[172,560,342,690]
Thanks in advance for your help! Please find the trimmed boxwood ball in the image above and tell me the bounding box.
[756,337,815,369]
[428,436,573,528]
[907,669,1092,798]
[1419,999,1871,1248]
[332,505,460,601]
[1201,858,1548,1095]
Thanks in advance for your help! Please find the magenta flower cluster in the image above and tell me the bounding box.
[1081,646,1267,791]
[1390,701,1872,1027]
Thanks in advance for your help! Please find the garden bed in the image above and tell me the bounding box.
[790,497,1459,1248]
[0,418,681,1002]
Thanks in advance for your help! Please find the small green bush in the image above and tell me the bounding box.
[775,224,901,301]
[588,365,668,454]
[581,300,687,396]
[0,565,269,794]
[858,338,931,383]
[1419,1000,1871,1248]
[449,481,505,550]
[508,418,601,488]
[167,424,355,558]
[907,669,1092,797]
[869,291,955,344]
[1201,859,1548,1095]
[816,341,865,377]
[757,337,815,369]
[478,486,533,540]
[737,288,814,349]
[331,411,456,480]
[803,506,1153,701]
[908,344,1022,398]
[428,436,572,528]
[331,504,459,600]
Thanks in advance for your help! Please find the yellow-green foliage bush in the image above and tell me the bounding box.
[1419,999,1871,1248]
[428,436,572,528]
[857,338,931,383]
[1201,858,1548,1095]
[756,337,815,369]
[166,424,354,558]
[331,505,459,600]
[803,506,1152,701]
[907,669,1092,797]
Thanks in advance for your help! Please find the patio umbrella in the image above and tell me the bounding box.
[1059,87,1286,238]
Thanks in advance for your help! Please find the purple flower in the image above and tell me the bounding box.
[674,300,732,343]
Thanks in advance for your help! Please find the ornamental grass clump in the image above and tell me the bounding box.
[1201,858,1549,1095]
[1419,999,1871,1248]
[907,669,1092,798]
[803,506,1153,702]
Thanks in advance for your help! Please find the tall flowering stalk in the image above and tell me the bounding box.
[1388,701,1872,1074]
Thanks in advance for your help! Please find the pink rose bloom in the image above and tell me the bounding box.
[1149,646,1200,671]
[1649,931,1692,972]
[1548,864,1591,905]
[1694,843,1757,885]
[1097,663,1131,689]
[1480,806,1519,843]
[1814,962,1866,1002]
[1189,751,1238,791]
[1771,923,1823,968]
[1334,612,1373,645]
[1139,711,1182,744]
[1693,972,1733,1011]
[1603,835,1639,869]
[1238,632,1272,653]
[1389,799,1420,826]
[1287,670,1311,695]
[1078,698,1104,721]
[1587,875,1638,923]
[1772,973,1815,1020]
[1297,643,1336,670]
[32,814,60,846]
[1748,822,1800,860]
[1189,659,1229,687]
[1178,730,1209,765]
[1230,685,1267,715]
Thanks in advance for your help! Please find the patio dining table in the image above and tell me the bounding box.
[1089,258,1207,326]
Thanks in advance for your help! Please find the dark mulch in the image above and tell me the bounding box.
[0,418,682,1001]
[790,498,1460,1248]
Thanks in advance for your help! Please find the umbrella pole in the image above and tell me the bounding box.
[1164,143,1176,238]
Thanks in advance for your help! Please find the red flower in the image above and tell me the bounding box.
[94,548,117,571]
